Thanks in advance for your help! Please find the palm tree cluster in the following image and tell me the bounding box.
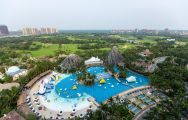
[76,72,96,86]
[118,66,127,78]
[0,87,20,117]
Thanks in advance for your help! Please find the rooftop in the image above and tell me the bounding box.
[0,111,25,120]
[139,49,152,57]
[85,57,103,65]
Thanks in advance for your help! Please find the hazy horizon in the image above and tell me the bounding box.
[1,0,188,31]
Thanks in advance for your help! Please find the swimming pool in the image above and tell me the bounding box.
[55,66,149,103]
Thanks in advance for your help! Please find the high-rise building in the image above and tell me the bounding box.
[0,25,9,36]
[41,27,58,34]
[22,27,58,35]
[22,28,39,35]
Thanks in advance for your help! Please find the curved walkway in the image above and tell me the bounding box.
[133,103,157,120]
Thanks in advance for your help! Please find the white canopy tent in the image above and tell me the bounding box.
[126,76,136,82]
[84,57,103,65]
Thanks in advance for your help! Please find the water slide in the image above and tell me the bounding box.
[38,84,46,95]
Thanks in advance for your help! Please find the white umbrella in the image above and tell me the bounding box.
[89,105,92,110]
[26,99,30,103]
[50,117,54,119]
[72,109,76,113]
[34,97,38,101]
[38,113,41,117]
[34,100,39,104]
[26,96,30,99]
[79,113,84,118]
[36,112,40,116]
[36,103,41,106]
[58,111,63,116]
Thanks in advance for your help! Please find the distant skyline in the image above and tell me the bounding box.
[1,0,188,31]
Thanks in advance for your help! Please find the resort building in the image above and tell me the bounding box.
[167,38,175,42]
[0,25,9,36]
[41,27,58,34]
[6,66,28,81]
[22,28,40,35]
[0,110,25,120]
[134,56,167,73]
[139,49,152,57]
[84,57,103,66]
[22,27,58,35]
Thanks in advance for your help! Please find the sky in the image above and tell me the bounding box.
[1,0,188,31]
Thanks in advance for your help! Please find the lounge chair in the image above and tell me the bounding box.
[29,105,33,109]
[147,94,155,99]
[137,94,145,99]
[143,98,153,105]
[26,99,30,103]
[129,98,137,102]
[148,101,155,105]
[133,108,141,114]
[27,102,31,106]
[133,100,142,106]
[128,104,134,108]
[154,97,160,102]
[138,103,147,109]
[79,113,84,118]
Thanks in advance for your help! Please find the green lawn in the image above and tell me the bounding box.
[175,41,187,46]
[138,36,168,44]
[18,42,78,57]
[119,43,136,50]
[67,36,89,41]
[17,35,166,58]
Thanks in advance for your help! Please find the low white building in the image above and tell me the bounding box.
[167,38,175,42]
[6,66,28,81]
[84,57,103,66]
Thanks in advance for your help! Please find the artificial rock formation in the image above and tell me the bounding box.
[107,46,124,65]
[61,54,82,69]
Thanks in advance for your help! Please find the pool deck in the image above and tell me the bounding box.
[28,71,98,119]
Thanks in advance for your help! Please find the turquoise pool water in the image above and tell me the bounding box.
[55,66,149,103]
